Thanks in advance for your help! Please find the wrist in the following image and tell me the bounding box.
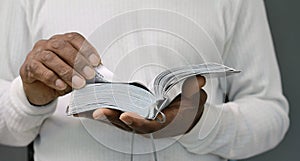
[11,76,57,115]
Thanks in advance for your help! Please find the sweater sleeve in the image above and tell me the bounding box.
[178,0,289,159]
[0,0,57,146]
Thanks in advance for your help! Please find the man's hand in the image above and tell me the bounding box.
[92,76,207,138]
[20,32,101,106]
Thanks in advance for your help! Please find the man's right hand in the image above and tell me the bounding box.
[20,32,101,106]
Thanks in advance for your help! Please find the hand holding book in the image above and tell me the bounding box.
[93,76,207,138]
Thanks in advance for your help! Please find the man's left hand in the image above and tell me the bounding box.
[92,76,207,138]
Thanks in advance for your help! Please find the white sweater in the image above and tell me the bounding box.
[0,0,289,161]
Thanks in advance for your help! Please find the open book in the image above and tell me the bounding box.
[67,63,239,122]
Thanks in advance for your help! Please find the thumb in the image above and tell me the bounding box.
[182,75,206,99]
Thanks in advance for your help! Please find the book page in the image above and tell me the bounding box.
[153,63,240,97]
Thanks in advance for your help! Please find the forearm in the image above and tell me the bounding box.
[178,95,289,159]
[0,77,57,146]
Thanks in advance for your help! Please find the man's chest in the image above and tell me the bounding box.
[29,0,227,82]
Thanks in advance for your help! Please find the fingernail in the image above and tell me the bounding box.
[55,79,67,90]
[83,66,95,79]
[72,75,86,89]
[93,110,106,120]
[89,54,100,66]
[120,115,133,125]
[123,120,132,126]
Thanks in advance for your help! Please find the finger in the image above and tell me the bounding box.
[199,89,207,106]
[63,32,101,66]
[178,89,207,134]
[93,108,132,131]
[22,60,66,90]
[38,50,86,89]
[182,75,206,99]
[119,112,161,134]
[178,89,207,120]
[119,97,181,135]
[45,37,96,80]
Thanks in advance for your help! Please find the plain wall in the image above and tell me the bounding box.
[0,0,299,161]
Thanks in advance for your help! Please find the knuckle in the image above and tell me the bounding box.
[40,51,54,62]
[72,56,87,71]
[48,37,66,49]
[31,48,44,60]
[79,42,94,54]
[42,70,56,83]
[64,32,84,40]
[81,44,94,53]
[28,61,39,71]
[58,68,73,79]
[20,55,32,76]
[74,55,84,66]
[70,47,80,57]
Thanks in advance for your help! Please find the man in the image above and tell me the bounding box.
[0,0,289,161]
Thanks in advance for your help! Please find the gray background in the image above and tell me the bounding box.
[0,0,299,161]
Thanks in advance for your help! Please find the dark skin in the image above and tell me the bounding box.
[20,32,207,138]
[20,32,101,106]
[92,76,207,138]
